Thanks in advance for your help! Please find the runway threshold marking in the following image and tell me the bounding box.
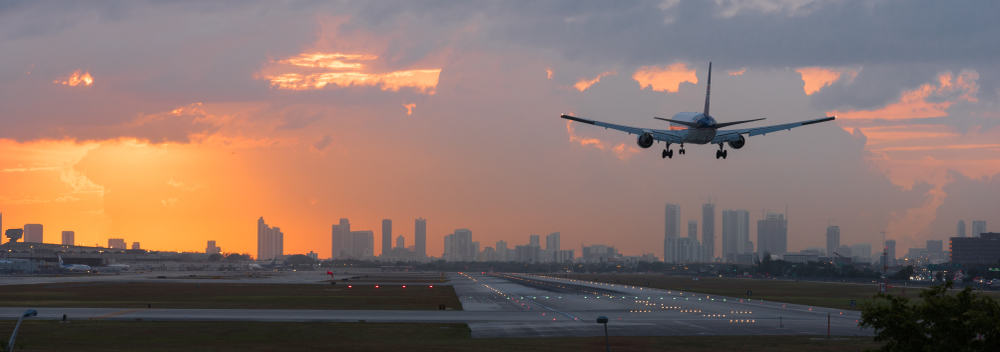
[89,308,146,320]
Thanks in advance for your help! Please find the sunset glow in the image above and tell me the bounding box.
[54,70,94,87]
[632,63,697,93]
[262,52,441,94]
[573,71,614,92]
[795,66,857,95]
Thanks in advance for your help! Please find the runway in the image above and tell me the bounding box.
[0,272,872,338]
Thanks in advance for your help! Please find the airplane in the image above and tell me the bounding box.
[561,62,836,159]
[58,255,92,272]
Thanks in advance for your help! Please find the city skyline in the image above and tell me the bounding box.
[0,2,998,258]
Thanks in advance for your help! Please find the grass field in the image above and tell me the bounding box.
[559,274,1000,311]
[0,320,881,351]
[0,282,461,310]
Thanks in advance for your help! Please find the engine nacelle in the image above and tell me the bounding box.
[636,132,654,148]
[728,135,746,149]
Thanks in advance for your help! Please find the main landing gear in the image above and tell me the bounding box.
[715,144,728,159]
[662,143,684,159]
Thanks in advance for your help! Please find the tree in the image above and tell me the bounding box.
[208,253,223,262]
[285,254,317,266]
[889,265,914,281]
[861,282,1000,351]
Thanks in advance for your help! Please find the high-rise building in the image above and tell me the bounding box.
[131,242,141,250]
[529,234,540,248]
[850,243,872,263]
[396,235,405,249]
[0,212,3,235]
[957,220,966,237]
[381,219,392,257]
[545,232,560,262]
[721,210,749,262]
[444,229,475,261]
[883,239,896,267]
[687,221,697,239]
[926,240,943,254]
[702,203,715,261]
[206,240,221,254]
[663,203,681,262]
[23,224,43,243]
[108,238,126,249]
[757,213,788,257]
[257,217,284,260]
[581,244,618,263]
[496,240,509,261]
[331,218,351,259]
[61,231,75,246]
[826,226,840,257]
[350,230,374,258]
[972,220,987,237]
[414,218,427,258]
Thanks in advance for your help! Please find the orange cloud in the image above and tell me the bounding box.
[727,67,746,76]
[261,52,441,94]
[565,121,639,160]
[830,70,978,120]
[403,103,416,116]
[795,67,857,95]
[546,67,553,80]
[574,71,615,92]
[632,63,697,93]
[54,70,94,87]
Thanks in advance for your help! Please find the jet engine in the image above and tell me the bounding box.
[636,132,654,148]
[728,135,746,149]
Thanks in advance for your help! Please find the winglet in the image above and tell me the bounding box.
[703,62,712,116]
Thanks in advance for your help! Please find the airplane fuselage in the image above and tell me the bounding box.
[669,112,717,144]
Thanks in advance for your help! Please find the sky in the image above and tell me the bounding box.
[0,0,998,258]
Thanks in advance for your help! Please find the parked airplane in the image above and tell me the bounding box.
[58,255,92,272]
[561,62,835,159]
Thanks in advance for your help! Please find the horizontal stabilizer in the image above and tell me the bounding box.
[653,117,699,128]
[713,118,766,128]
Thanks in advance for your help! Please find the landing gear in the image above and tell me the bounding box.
[716,144,728,159]
[662,149,673,159]
[679,144,686,155]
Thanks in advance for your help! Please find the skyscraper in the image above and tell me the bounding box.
[687,221,698,239]
[23,224,42,243]
[663,203,681,262]
[545,232,560,262]
[757,213,788,257]
[61,231,74,246]
[381,219,392,257]
[496,240,509,261]
[972,220,987,237]
[331,218,351,259]
[957,220,966,237]
[350,230,374,258]
[826,225,840,257]
[721,210,749,262]
[414,218,427,258]
[396,235,405,249]
[702,203,715,261]
[444,229,474,261]
[257,217,284,260]
[529,234,540,248]
[884,239,896,267]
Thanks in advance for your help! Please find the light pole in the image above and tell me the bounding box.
[596,316,610,352]
[8,309,37,352]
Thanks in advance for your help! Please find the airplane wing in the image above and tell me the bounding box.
[561,114,684,143]
[712,116,835,143]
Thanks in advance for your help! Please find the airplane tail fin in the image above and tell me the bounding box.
[703,62,712,116]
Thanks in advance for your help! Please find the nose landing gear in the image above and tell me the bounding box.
[679,144,686,155]
[662,149,673,159]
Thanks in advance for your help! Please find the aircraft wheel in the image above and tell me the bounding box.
[679,149,686,155]
[662,149,669,159]
[715,150,721,159]
[667,150,674,159]
[722,150,728,159]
